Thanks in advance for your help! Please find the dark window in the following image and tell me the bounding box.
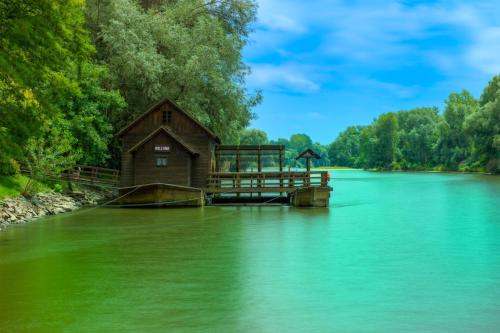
[156,157,168,167]
[162,111,172,124]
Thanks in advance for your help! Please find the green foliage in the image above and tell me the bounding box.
[359,125,376,168]
[311,143,330,167]
[57,62,126,165]
[465,75,500,173]
[435,90,479,168]
[0,175,30,199]
[396,107,439,168]
[372,113,398,168]
[289,134,313,154]
[356,113,399,169]
[0,0,125,177]
[23,122,81,194]
[0,0,94,160]
[0,158,20,176]
[239,128,269,145]
[86,0,260,143]
[53,183,63,193]
[328,126,364,167]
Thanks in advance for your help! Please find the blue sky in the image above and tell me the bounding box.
[243,0,500,143]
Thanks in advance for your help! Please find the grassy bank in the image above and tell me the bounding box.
[0,175,30,199]
[0,175,52,199]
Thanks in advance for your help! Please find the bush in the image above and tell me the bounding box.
[53,183,63,193]
[0,159,20,175]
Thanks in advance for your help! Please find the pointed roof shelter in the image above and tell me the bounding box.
[295,148,321,172]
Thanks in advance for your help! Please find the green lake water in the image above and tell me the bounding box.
[1,170,500,332]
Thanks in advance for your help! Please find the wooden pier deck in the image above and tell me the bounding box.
[205,171,329,194]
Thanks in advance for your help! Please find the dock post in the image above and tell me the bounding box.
[257,146,262,197]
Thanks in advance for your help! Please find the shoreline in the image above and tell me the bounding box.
[0,188,114,231]
[365,169,495,176]
[314,167,496,176]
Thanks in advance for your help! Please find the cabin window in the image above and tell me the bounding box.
[162,111,172,124]
[156,156,168,167]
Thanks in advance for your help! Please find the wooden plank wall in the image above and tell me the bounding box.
[133,132,191,186]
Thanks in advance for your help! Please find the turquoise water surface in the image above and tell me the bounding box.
[0,170,499,332]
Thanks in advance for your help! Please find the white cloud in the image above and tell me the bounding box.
[466,27,500,74]
[255,0,307,33]
[248,63,320,92]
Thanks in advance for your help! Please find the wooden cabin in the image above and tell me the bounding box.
[117,97,220,188]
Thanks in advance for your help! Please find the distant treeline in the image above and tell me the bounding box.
[328,77,499,173]
[243,75,499,173]
[236,130,331,168]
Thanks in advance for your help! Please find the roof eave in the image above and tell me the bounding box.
[126,126,199,156]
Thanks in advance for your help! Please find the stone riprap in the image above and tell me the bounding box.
[0,190,112,231]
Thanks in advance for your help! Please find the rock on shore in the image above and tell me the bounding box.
[0,189,113,231]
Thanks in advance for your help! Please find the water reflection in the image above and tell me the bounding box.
[0,170,500,332]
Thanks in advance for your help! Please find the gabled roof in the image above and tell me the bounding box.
[127,126,199,156]
[295,148,321,160]
[117,96,221,143]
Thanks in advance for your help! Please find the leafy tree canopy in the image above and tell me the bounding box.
[86,0,260,143]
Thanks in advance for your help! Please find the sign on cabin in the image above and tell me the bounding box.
[154,145,170,153]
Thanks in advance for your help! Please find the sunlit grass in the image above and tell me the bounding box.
[0,175,51,199]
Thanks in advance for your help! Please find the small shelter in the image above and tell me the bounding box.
[295,148,321,171]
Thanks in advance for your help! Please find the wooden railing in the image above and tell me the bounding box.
[59,165,120,187]
[206,171,329,193]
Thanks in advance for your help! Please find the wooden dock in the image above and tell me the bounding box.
[205,170,331,206]
[206,171,329,193]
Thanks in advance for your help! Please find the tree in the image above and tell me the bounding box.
[465,76,500,173]
[239,128,269,145]
[0,0,125,171]
[359,125,376,168]
[436,90,479,169]
[0,0,94,161]
[86,0,260,143]
[371,113,399,168]
[57,62,126,166]
[328,126,364,167]
[396,107,439,168]
[312,142,330,167]
[289,134,313,153]
[23,122,81,195]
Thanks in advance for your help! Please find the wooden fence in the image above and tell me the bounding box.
[59,165,120,187]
